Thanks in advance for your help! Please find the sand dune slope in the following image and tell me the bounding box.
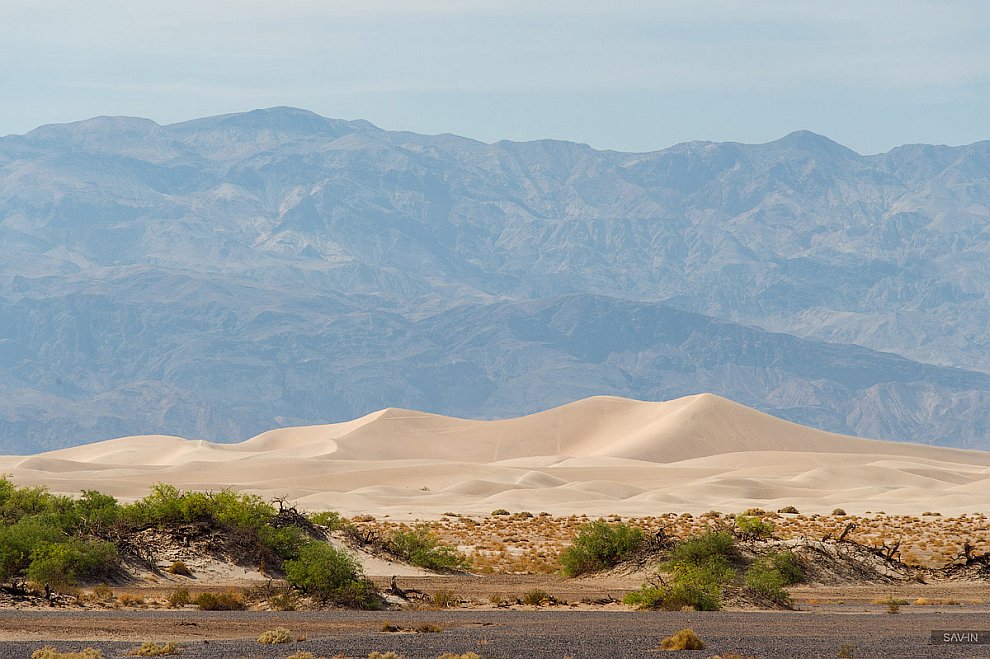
[2,394,988,516]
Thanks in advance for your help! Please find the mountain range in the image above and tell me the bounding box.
[1,107,989,453]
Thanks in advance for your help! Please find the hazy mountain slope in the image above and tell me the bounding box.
[1,108,989,452]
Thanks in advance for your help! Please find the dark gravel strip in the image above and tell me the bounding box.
[2,609,990,658]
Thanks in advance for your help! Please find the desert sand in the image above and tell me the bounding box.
[2,393,989,516]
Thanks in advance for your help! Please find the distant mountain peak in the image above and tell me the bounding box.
[25,115,163,140]
[167,106,376,137]
[769,130,860,158]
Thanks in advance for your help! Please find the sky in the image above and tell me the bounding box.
[1,0,988,154]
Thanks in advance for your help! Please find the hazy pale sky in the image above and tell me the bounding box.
[1,0,988,153]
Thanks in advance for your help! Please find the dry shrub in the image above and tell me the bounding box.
[521,588,554,606]
[437,654,482,659]
[88,584,114,603]
[415,623,442,633]
[257,627,293,645]
[431,588,459,608]
[367,653,403,659]
[837,643,855,658]
[195,590,245,611]
[488,593,508,607]
[117,593,145,607]
[31,648,103,659]
[659,628,705,651]
[166,588,190,608]
[380,622,402,633]
[127,642,178,656]
[166,561,192,576]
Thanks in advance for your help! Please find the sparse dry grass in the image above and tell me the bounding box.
[116,593,146,608]
[350,510,990,572]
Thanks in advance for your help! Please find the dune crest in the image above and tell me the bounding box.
[2,394,988,516]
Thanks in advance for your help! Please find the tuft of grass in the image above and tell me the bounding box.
[837,643,855,658]
[884,597,901,614]
[415,623,443,633]
[166,561,192,576]
[659,628,705,651]
[431,588,459,609]
[127,642,179,656]
[257,627,293,645]
[521,588,555,606]
[31,648,104,659]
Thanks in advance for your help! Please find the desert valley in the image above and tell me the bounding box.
[4,4,990,654]
[2,394,990,658]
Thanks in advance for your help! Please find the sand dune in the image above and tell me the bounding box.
[2,394,989,516]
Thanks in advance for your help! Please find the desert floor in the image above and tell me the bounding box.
[4,606,990,658]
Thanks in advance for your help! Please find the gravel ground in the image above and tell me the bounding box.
[3,610,990,658]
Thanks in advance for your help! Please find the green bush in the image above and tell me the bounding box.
[284,541,382,609]
[121,484,276,531]
[257,525,306,561]
[763,551,804,585]
[735,515,775,540]
[26,540,118,588]
[559,520,644,576]
[668,531,735,566]
[308,510,343,530]
[0,517,65,581]
[622,585,666,609]
[0,477,312,588]
[625,531,735,611]
[389,525,466,571]
[743,551,804,607]
[75,491,121,535]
